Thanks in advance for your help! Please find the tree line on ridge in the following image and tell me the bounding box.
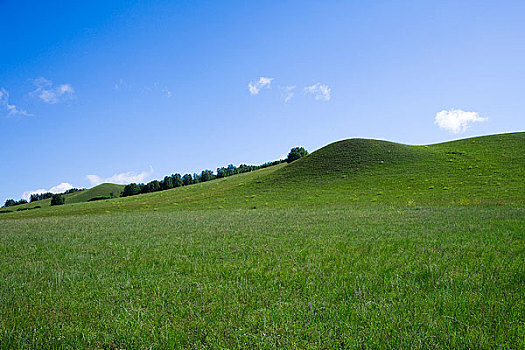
[3,147,308,207]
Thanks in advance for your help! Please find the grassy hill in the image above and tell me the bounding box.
[2,132,523,218]
[1,183,124,212]
[271,131,524,205]
[66,183,124,203]
[1,132,523,348]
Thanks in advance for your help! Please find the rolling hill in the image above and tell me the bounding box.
[2,132,523,218]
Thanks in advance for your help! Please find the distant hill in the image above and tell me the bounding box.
[6,183,125,211]
[2,132,523,218]
[66,183,124,204]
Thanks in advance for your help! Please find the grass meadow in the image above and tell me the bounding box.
[1,133,524,348]
[1,206,523,348]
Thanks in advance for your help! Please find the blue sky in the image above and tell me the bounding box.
[1,0,524,203]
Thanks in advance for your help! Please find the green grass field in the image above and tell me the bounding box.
[1,133,524,348]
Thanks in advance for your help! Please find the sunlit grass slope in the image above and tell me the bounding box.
[271,131,524,205]
[1,132,523,219]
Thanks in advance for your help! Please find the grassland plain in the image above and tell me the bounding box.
[0,207,523,348]
[0,132,524,348]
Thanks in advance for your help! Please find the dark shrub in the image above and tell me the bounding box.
[286,147,309,163]
[88,196,111,202]
[51,194,65,206]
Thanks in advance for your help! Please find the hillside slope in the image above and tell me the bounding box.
[2,132,523,218]
[268,132,524,205]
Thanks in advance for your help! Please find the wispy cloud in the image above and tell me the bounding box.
[114,79,128,90]
[434,109,487,133]
[0,88,31,117]
[86,166,154,186]
[163,88,172,98]
[248,77,273,95]
[21,182,74,202]
[154,82,172,98]
[279,85,296,103]
[247,78,331,102]
[142,82,172,98]
[304,83,331,101]
[30,77,75,104]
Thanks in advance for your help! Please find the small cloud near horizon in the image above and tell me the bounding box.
[0,88,31,117]
[86,167,154,186]
[248,77,273,95]
[434,109,487,133]
[304,83,331,101]
[21,182,74,202]
[30,77,75,104]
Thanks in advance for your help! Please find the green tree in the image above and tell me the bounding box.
[50,194,65,206]
[200,170,214,182]
[162,176,174,190]
[122,183,141,197]
[143,180,161,193]
[182,174,193,186]
[171,174,183,188]
[226,164,236,176]
[286,147,309,163]
[193,173,200,184]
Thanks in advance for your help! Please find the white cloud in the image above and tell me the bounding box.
[86,167,154,186]
[280,85,296,103]
[304,83,331,101]
[248,77,273,95]
[21,182,74,202]
[0,88,31,117]
[31,77,75,104]
[434,109,487,133]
